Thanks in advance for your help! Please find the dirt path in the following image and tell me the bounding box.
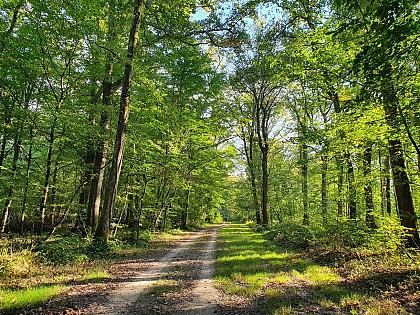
[86,226,221,315]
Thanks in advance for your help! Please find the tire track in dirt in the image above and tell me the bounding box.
[90,226,221,315]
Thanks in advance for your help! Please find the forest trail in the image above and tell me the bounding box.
[88,225,221,315]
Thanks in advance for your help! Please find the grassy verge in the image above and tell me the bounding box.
[215,224,419,315]
[0,285,66,312]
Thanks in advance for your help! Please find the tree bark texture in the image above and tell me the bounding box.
[383,83,419,247]
[95,0,144,242]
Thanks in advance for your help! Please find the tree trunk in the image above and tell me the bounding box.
[301,141,309,225]
[49,134,64,228]
[382,83,419,247]
[87,104,109,230]
[363,144,375,228]
[1,134,21,233]
[321,155,328,221]
[39,110,59,233]
[79,113,96,211]
[250,168,261,224]
[388,137,419,247]
[241,127,261,225]
[95,0,144,242]
[0,135,7,169]
[21,126,33,234]
[345,153,356,220]
[385,155,392,215]
[261,145,269,226]
[256,103,270,227]
[181,187,190,230]
[336,157,344,216]
[87,0,119,231]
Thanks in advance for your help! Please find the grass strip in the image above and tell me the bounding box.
[215,224,388,314]
[0,285,66,312]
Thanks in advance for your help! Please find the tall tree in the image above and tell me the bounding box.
[95,0,144,242]
[333,0,420,246]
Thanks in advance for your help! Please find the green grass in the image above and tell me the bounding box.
[0,285,66,312]
[79,271,109,282]
[215,224,362,314]
[215,224,416,314]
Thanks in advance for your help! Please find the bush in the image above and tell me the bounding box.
[37,236,89,265]
[266,222,314,250]
[316,218,370,250]
[368,216,406,251]
[0,249,34,277]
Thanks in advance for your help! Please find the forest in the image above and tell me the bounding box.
[0,0,419,313]
[1,0,419,245]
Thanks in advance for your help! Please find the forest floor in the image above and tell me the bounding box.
[3,224,419,315]
[12,225,223,315]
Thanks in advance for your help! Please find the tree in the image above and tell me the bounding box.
[333,0,420,246]
[95,0,144,242]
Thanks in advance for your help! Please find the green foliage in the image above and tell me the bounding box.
[0,249,34,278]
[316,218,370,249]
[369,216,407,251]
[266,222,315,250]
[37,236,90,265]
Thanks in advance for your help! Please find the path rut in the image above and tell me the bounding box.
[90,226,221,315]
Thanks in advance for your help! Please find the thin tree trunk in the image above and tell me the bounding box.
[363,144,375,228]
[21,126,33,234]
[1,134,21,232]
[261,146,269,226]
[0,135,7,169]
[256,103,270,227]
[345,153,356,220]
[79,114,96,209]
[181,187,190,230]
[241,127,261,225]
[49,133,64,228]
[321,155,328,221]
[336,157,344,216]
[385,155,392,215]
[382,81,419,247]
[39,109,59,233]
[301,142,309,225]
[95,0,144,242]
[250,168,261,224]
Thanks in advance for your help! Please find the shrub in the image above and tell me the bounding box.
[267,222,314,250]
[37,236,89,265]
[316,218,370,250]
[368,216,406,251]
[0,249,35,277]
